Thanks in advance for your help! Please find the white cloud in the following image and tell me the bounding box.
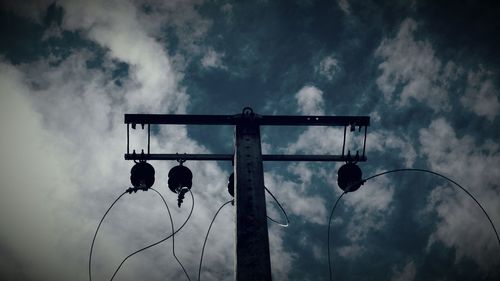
[317,55,340,81]
[291,89,417,170]
[0,50,242,280]
[4,0,190,113]
[368,130,417,167]
[328,171,395,259]
[375,18,458,112]
[286,127,344,155]
[419,118,500,272]
[0,1,306,280]
[285,124,373,163]
[268,226,294,280]
[62,0,188,113]
[285,95,397,259]
[461,67,500,121]
[201,48,226,69]
[338,244,362,258]
[338,174,395,257]
[288,163,314,184]
[289,85,358,166]
[374,12,499,145]
[0,60,87,281]
[0,2,239,281]
[263,170,327,277]
[295,85,325,115]
[264,172,328,225]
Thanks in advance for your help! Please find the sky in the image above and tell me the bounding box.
[0,0,499,280]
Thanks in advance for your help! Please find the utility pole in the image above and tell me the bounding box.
[234,110,272,280]
[124,107,370,281]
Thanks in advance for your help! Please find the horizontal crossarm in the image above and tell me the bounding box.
[124,114,370,127]
[124,153,366,162]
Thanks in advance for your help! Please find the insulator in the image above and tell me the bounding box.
[130,161,155,190]
[228,172,234,197]
[337,162,363,192]
[168,164,193,194]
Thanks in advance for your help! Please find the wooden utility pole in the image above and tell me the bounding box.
[234,112,272,280]
[124,107,369,281]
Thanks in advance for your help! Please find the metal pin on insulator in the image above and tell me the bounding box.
[168,163,193,207]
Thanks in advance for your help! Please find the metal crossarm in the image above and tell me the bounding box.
[125,153,367,162]
[124,113,370,127]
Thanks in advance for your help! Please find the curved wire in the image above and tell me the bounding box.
[364,169,500,245]
[198,200,234,281]
[89,191,127,281]
[109,190,195,280]
[151,188,192,281]
[265,186,290,227]
[327,192,346,281]
[327,168,500,281]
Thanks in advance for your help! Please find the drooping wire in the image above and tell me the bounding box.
[362,169,500,245]
[265,186,290,227]
[198,200,234,281]
[151,187,192,281]
[195,188,288,280]
[327,168,500,281]
[89,191,127,281]
[327,191,346,281]
[109,190,194,280]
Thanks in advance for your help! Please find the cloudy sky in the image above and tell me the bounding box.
[0,0,499,280]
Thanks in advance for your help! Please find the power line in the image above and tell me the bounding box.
[196,188,289,281]
[89,188,196,281]
[198,200,233,281]
[327,168,500,281]
[151,188,192,281]
[327,192,346,281]
[109,190,194,280]
[89,191,127,281]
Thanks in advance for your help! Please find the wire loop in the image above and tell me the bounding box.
[265,186,290,227]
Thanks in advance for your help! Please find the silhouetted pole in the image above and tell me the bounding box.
[234,116,272,281]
